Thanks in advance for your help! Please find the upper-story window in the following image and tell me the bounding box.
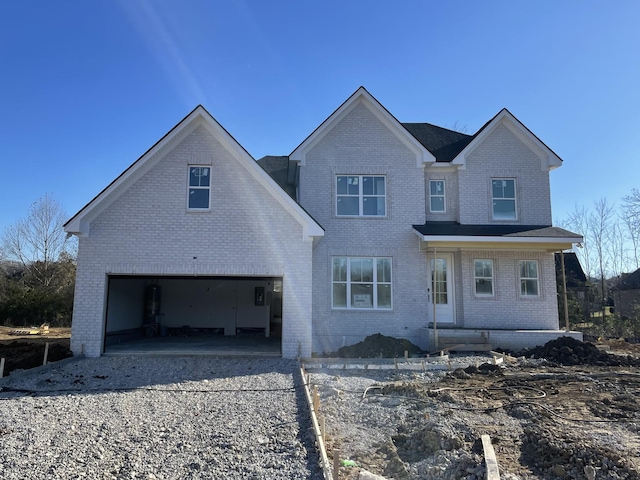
[429,180,446,213]
[492,178,516,220]
[336,175,386,217]
[188,166,211,209]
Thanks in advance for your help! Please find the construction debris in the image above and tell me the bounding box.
[8,323,50,336]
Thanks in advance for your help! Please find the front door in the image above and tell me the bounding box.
[429,253,455,324]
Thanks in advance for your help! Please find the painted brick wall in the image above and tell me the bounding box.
[298,100,430,354]
[458,123,553,225]
[425,170,459,223]
[459,250,559,329]
[71,123,314,358]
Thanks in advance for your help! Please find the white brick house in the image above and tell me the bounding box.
[65,87,583,358]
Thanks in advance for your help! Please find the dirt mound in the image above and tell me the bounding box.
[0,340,73,376]
[519,336,640,367]
[332,334,424,358]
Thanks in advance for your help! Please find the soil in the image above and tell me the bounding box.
[0,326,72,376]
[313,335,640,479]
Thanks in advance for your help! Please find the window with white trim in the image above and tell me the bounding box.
[519,260,539,297]
[474,259,494,296]
[429,180,446,213]
[188,166,211,209]
[492,178,516,220]
[332,257,392,309]
[336,175,386,216]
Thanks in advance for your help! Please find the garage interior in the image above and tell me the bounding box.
[103,276,282,356]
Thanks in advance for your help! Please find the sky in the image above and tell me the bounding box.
[1,1,639,235]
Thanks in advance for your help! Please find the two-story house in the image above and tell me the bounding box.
[64,87,583,358]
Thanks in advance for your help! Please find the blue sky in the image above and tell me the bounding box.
[1,1,639,234]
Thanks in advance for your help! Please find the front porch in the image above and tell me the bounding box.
[419,326,583,353]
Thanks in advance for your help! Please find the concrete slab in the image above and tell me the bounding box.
[103,335,281,357]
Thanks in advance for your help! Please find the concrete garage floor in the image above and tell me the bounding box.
[104,335,282,357]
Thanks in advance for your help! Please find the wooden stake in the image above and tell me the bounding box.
[312,385,320,413]
[0,358,5,378]
[333,448,340,479]
[320,416,325,442]
[481,434,501,479]
[404,350,408,359]
[43,342,50,365]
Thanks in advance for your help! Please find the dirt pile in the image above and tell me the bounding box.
[519,336,640,367]
[331,333,424,358]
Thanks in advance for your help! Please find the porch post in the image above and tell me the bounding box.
[432,246,438,350]
[560,250,570,331]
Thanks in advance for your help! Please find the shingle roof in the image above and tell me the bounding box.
[401,123,473,162]
[616,268,640,290]
[413,222,582,239]
[256,156,296,200]
[554,252,588,287]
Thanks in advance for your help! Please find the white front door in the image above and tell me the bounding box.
[429,253,455,324]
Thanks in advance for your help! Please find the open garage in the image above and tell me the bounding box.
[104,276,283,355]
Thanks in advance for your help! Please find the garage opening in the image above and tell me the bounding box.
[103,276,282,355]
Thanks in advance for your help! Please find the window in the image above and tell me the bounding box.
[429,180,446,213]
[188,167,210,209]
[492,178,516,220]
[519,260,539,297]
[332,257,392,309]
[336,175,386,216]
[474,260,494,296]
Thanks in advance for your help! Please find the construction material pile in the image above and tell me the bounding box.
[518,336,640,367]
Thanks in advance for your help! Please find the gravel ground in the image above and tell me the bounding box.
[0,356,322,480]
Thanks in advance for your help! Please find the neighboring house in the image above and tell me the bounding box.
[612,268,640,320]
[554,251,590,322]
[65,87,583,358]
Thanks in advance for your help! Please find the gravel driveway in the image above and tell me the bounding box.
[0,357,323,479]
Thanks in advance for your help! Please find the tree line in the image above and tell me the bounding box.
[0,195,76,327]
[560,188,640,337]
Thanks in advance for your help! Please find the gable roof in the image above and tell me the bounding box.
[290,86,435,167]
[64,106,323,240]
[450,108,563,171]
[615,268,640,290]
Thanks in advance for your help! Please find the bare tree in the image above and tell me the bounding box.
[609,221,627,285]
[563,204,593,279]
[589,198,614,319]
[622,188,640,270]
[1,194,73,288]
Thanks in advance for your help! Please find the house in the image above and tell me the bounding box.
[554,251,590,323]
[65,87,583,358]
[612,268,640,320]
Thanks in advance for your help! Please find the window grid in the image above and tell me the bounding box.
[336,175,386,217]
[188,166,211,210]
[474,259,494,297]
[519,260,539,297]
[332,257,392,309]
[491,178,516,220]
[429,180,446,213]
